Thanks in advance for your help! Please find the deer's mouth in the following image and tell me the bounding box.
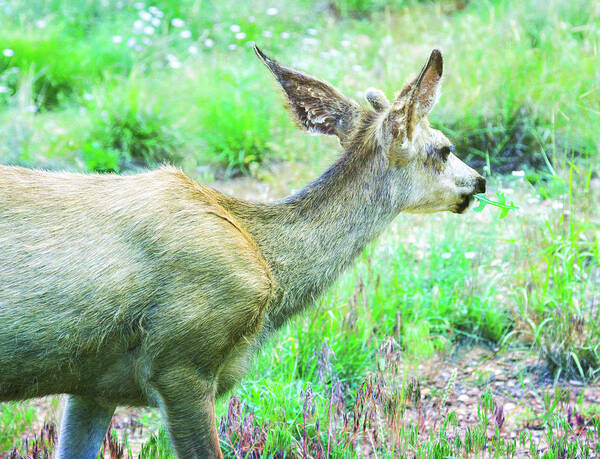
[452,195,473,214]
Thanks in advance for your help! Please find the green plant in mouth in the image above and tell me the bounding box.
[473,192,519,218]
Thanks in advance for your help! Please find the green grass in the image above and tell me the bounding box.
[83,79,183,171]
[192,68,280,173]
[0,402,36,452]
[0,0,597,173]
[0,0,599,457]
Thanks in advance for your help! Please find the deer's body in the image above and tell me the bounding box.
[0,166,273,402]
[0,46,485,458]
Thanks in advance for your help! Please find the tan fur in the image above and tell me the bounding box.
[0,47,484,458]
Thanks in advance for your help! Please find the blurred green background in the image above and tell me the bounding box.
[0,0,597,176]
[1,0,599,457]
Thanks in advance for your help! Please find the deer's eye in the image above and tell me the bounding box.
[440,145,455,161]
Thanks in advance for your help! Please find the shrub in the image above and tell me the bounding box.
[81,141,121,173]
[0,30,132,110]
[529,166,600,380]
[439,108,552,174]
[195,71,277,174]
[541,309,600,380]
[85,84,182,171]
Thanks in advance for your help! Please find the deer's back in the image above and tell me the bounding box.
[0,166,273,402]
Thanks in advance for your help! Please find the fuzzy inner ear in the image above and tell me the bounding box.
[254,44,363,145]
[405,49,443,140]
[365,88,390,112]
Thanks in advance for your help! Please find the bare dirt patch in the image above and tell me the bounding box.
[406,345,600,455]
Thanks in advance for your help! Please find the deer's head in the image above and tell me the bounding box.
[254,45,485,214]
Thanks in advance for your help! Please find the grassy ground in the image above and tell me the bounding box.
[0,0,599,457]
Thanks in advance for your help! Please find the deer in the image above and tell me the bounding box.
[0,44,485,458]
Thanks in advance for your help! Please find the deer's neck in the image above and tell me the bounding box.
[229,147,398,332]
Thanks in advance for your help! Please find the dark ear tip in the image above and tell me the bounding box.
[430,48,443,75]
[253,42,266,60]
[253,43,278,73]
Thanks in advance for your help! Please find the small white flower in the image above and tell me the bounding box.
[0,86,9,93]
[151,17,161,27]
[307,28,318,35]
[280,31,290,39]
[139,10,152,21]
[142,36,152,45]
[35,19,47,29]
[148,6,162,16]
[127,37,136,47]
[442,252,452,259]
[180,30,192,38]
[188,45,198,54]
[135,44,143,51]
[144,25,155,35]
[171,18,185,28]
[329,48,340,56]
[112,35,123,44]
[464,251,476,260]
[25,104,38,113]
[229,24,240,33]
[302,37,319,46]
[228,44,237,50]
[261,30,272,38]
[235,32,246,40]
[266,7,278,15]
[552,201,564,210]
[134,2,145,9]
[3,49,14,57]
[248,16,256,22]
[133,19,144,32]
[83,93,93,101]
[340,40,351,47]
[511,170,525,177]
[166,54,181,68]
[204,38,214,48]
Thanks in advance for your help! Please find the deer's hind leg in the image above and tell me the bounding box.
[55,395,115,459]
[151,365,223,459]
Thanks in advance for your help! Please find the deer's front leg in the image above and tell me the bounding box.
[152,365,223,459]
[55,395,115,459]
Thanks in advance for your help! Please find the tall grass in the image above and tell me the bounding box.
[193,69,280,173]
[0,0,596,172]
[0,0,599,456]
[84,80,183,171]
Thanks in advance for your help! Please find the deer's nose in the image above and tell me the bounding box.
[474,176,486,194]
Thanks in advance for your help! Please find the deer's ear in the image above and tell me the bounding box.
[365,88,390,112]
[254,44,363,145]
[403,49,443,140]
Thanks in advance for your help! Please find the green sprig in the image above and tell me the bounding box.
[473,192,519,218]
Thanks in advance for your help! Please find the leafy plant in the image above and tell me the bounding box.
[196,72,277,174]
[473,192,519,218]
[86,84,182,170]
[81,141,121,173]
[0,29,132,110]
